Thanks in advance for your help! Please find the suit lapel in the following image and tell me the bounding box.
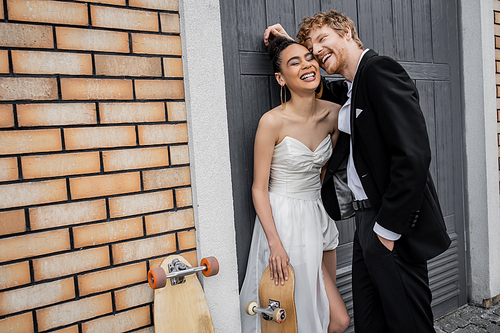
[350,49,378,144]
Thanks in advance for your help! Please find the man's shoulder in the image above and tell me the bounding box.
[363,52,404,74]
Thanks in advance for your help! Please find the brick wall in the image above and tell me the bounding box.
[0,0,197,332]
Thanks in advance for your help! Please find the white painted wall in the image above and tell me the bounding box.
[179,0,242,330]
[460,0,500,304]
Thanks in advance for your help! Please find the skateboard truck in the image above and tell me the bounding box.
[245,299,287,324]
[148,256,219,289]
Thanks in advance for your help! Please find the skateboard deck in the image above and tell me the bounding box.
[149,255,217,333]
[251,263,297,333]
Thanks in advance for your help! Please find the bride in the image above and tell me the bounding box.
[239,36,350,333]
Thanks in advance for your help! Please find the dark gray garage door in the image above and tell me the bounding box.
[220,0,466,328]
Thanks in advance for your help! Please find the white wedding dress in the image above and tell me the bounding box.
[240,134,339,333]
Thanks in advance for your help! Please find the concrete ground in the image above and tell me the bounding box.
[434,302,500,333]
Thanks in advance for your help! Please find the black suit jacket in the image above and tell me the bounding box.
[321,49,451,263]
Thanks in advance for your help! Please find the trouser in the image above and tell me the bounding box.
[352,209,435,333]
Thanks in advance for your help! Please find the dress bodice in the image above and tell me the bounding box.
[269,134,332,201]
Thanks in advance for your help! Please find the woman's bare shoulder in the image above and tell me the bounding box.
[258,107,284,130]
[316,98,341,112]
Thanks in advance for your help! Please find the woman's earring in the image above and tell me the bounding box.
[315,80,323,99]
[280,84,287,109]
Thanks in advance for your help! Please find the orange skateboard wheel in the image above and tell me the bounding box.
[273,308,286,323]
[201,256,219,277]
[148,267,167,289]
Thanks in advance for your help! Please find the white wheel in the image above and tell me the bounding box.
[245,301,258,316]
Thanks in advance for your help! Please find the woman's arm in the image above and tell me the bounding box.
[252,111,289,286]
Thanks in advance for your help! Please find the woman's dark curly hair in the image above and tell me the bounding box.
[267,36,299,73]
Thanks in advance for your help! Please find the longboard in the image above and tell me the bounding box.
[245,263,297,333]
[148,255,219,333]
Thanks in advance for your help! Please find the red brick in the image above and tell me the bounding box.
[135,79,184,100]
[138,123,188,145]
[178,229,196,250]
[0,277,74,316]
[99,102,165,124]
[112,234,176,264]
[132,33,181,55]
[142,166,191,190]
[76,0,125,5]
[0,77,58,101]
[108,189,173,218]
[0,229,70,263]
[0,104,14,128]
[82,305,151,333]
[17,103,97,127]
[166,101,186,121]
[163,58,183,77]
[145,208,194,235]
[133,327,154,333]
[114,283,153,311]
[78,262,146,296]
[0,312,34,333]
[0,22,53,48]
[33,246,110,281]
[175,187,193,208]
[103,147,169,172]
[0,157,18,182]
[129,0,178,11]
[64,126,136,150]
[180,250,198,266]
[7,0,88,25]
[61,78,133,100]
[12,50,92,75]
[0,50,8,73]
[160,13,180,34]
[91,5,158,32]
[22,152,101,179]
[95,54,161,77]
[53,326,79,333]
[36,293,112,331]
[149,249,197,268]
[0,129,61,155]
[73,217,143,248]
[0,179,67,209]
[0,209,25,236]
[170,144,189,165]
[70,172,141,199]
[57,27,129,53]
[29,199,106,230]
[0,261,31,290]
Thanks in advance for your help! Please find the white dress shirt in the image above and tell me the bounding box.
[337,49,401,241]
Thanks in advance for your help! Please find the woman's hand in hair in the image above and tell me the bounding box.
[264,23,293,46]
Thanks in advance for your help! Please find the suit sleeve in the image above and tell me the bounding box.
[319,77,346,104]
[364,57,431,235]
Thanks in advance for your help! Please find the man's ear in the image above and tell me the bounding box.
[275,72,285,86]
[344,27,352,40]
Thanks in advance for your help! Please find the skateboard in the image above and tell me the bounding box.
[245,262,297,333]
[148,254,219,333]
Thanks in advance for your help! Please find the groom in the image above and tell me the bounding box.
[265,10,451,333]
